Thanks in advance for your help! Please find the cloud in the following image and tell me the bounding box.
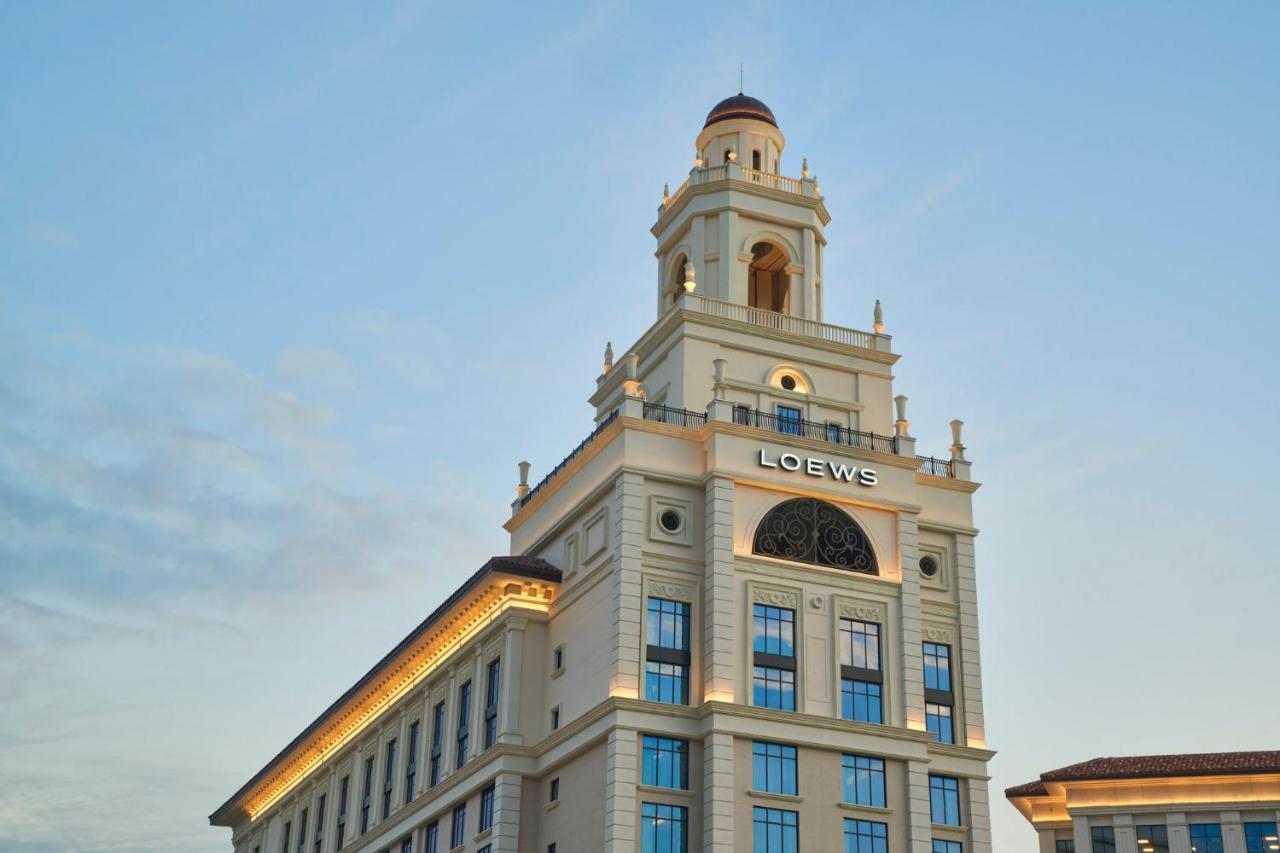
[20,222,79,249]
[275,346,361,391]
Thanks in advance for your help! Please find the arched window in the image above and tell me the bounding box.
[752,149,761,170]
[748,241,790,313]
[752,498,878,574]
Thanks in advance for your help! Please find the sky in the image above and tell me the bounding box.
[2,2,1278,851]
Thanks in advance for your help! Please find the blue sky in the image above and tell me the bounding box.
[2,3,1278,851]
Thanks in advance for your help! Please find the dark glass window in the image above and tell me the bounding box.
[1190,824,1224,853]
[752,604,796,710]
[280,821,291,853]
[401,838,412,853]
[923,643,952,692]
[456,681,471,769]
[450,804,467,849]
[753,497,879,574]
[1056,841,1076,853]
[846,819,888,853]
[479,783,495,831]
[1136,825,1169,853]
[548,845,556,853]
[645,597,690,705]
[776,404,803,435]
[751,741,798,795]
[553,646,564,670]
[933,842,963,853]
[484,658,501,749]
[381,738,396,819]
[429,702,445,786]
[1092,827,1116,853]
[842,679,883,724]
[359,756,374,833]
[550,706,560,730]
[295,808,307,853]
[313,794,326,853]
[827,422,843,443]
[405,721,420,803]
[424,821,438,853]
[926,703,954,744]
[842,754,886,808]
[929,775,961,825]
[840,618,883,724]
[733,404,750,425]
[753,806,798,853]
[642,735,688,789]
[1245,822,1279,853]
[335,775,349,850]
[478,846,490,853]
[549,778,559,802]
[640,802,688,853]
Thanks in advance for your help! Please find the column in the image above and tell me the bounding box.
[604,728,639,852]
[955,534,987,747]
[491,772,523,852]
[703,476,737,702]
[801,227,817,320]
[499,618,527,745]
[703,729,735,852]
[690,214,706,287]
[1073,815,1092,853]
[718,210,740,303]
[968,776,994,853]
[1168,813,1191,853]
[1222,811,1247,853]
[1114,814,1136,853]
[905,759,933,853]
[898,511,925,731]
[610,472,645,698]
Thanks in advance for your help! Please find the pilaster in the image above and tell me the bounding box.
[1114,814,1136,853]
[898,511,925,731]
[610,472,645,698]
[1073,815,1092,853]
[955,534,986,747]
[498,619,526,745]
[968,775,993,853]
[703,476,737,701]
[1222,811,1247,853]
[604,728,639,852]
[703,729,735,852]
[491,772,522,852]
[1168,813,1191,853]
[906,759,933,853]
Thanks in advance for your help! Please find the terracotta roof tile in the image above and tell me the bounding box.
[1005,751,1280,799]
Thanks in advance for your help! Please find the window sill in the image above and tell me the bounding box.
[746,790,803,804]
[931,823,968,833]
[637,784,694,798]
[544,800,560,812]
[473,828,493,843]
[550,667,565,680]
[839,802,893,815]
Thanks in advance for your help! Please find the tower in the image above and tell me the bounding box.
[211,93,991,853]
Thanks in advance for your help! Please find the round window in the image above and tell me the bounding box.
[659,508,683,534]
[780,375,797,391]
[919,556,940,578]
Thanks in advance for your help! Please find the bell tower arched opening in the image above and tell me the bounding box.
[748,241,790,314]
[668,253,689,305]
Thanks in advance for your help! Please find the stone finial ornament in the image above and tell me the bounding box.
[695,148,704,168]
[873,300,885,334]
[517,460,531,497]
[662,183,670,205]
[603,341,613,373]
[894,394,910,437]
[801,157,810,178]
[950,419,967,461]
[683,260,696,293]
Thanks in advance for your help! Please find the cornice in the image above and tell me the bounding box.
[915,471,981,493]
[651,176,832,237]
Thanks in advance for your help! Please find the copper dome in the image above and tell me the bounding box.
[703,93,778,129]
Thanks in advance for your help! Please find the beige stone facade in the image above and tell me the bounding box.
[210,93,994,853]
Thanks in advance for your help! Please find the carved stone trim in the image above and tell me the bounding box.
[752,586,799,609]
[921,624,955,644]
[837,599,887,623]
[646,579,694,601]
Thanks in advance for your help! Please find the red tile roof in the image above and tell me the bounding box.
[1005,751,1280,798]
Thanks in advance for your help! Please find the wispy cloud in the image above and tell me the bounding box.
[20,222,79,250]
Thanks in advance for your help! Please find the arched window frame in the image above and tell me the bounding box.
[752,498,879,575]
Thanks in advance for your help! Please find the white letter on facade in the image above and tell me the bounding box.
[828,462,858,483]
[858,468,878,486]
[805,457,824,476]
[780,453,801,471]
[758,448,778,468]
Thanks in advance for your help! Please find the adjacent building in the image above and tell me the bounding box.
[1006,751,1280,853]
[210,93,994,853]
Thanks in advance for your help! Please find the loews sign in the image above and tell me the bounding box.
[758,448,878,486]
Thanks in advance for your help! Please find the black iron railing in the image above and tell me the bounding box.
[520,410,619,507]
[731,407,898,454]
[915,456,955,478]
[643,402,707,428]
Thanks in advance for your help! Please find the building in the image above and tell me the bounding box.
[209,92,994,853]
[1006,751,1280,853]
